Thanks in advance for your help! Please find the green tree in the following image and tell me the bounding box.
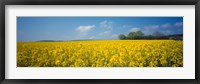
[127,32,135,39]
[118,34,126,40]
[135,31,144,39]
[127,31,144,39]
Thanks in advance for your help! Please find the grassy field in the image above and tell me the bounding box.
[17,40,183,67]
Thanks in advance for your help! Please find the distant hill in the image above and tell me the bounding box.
[36,34,183,42]
[167,34,183,37]
[36,40,63,42]
[142,34,183,40]
[36,39,107,42]
[166,34,183,40]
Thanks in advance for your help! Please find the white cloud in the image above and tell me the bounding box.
[98,30,111,36]
[100,20,112,29]
[89,36,95,39]
[129,27,141,32]
[143,25,159,35]
[174,22,183,27]
[75,25,95,39]
[111,34,118,39]
[161,23,171,28]
[144,25,159,30]
[76,25,95,33]
[143,30,152,35]
[162,30,173,35]
[138,22,183,35]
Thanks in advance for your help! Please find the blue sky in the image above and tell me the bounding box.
[17,17,183,42]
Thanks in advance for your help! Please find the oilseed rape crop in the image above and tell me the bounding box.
[17,40,183,67]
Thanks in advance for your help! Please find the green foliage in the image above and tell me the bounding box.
[127,31,144,39]
[119,34,126,40]
[118,31,183,40]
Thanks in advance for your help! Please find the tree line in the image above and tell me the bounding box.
[118,31,183,40]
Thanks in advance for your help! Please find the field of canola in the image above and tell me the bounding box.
[17,40,183,67]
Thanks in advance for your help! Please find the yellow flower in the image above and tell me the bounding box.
[17,40,183,67]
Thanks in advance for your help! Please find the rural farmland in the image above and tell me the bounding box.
[17,17,183,67]
[17,40,183,67]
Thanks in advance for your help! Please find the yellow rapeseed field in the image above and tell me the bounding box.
[17,40,183,67]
